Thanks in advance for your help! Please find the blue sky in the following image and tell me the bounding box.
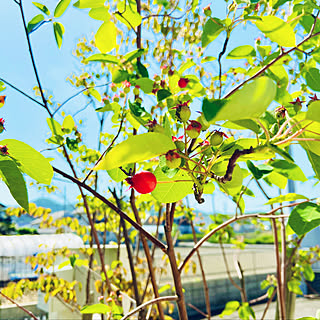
[0,0,319,216]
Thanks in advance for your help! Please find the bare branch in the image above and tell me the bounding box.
[120,296,178,320]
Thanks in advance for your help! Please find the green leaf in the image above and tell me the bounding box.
[86,54,120,64]
[54,0,71,18]
[254,16,296,47]
[95,21,117,53]
[179,60,196,74]
[203,77,276,123]
[220,301,240,317]
[136,61,149,78]
[303,264,315,282]
[227,45,256,59]
[201,17,224,48]
[112,69,130,83]
[269,159,307,182]
[0,159,28,212]
[107,167,127,182]
[81,304,111,314]
[306,149,320,180]
[27,14,44,33]
[289,202,320,236]
[201,56,217,63]
[87,88,101,102]
[116,0,142,28]
[265,193,309,205]
[223,119,260,134]
[134,78,154,94]
[307,101,320,122]
[47,118,64,136]
[32,2,50,15]
[88,7,110,21]
[58,260,70,269]
[95,133,175,171]
[53,22,65,49]
[238,302,255,320]
[124,48,146,63]
[157,89,172,101]
[0,139,53,185]
[247,161,273,180]
[306,68,320,91]
[268,144,294,163]
[151,166,193,203]
[264,171,287,189]
[287,279,303,295]
[62,115,75,133]
[296,318,317,320]
[73,0,105,9]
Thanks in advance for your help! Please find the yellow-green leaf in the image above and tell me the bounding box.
[95,133,175,170]
[254,16,296,47]
[95,21,117,53]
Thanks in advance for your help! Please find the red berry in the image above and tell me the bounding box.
[178,78,189,89]
[126,171,157,194]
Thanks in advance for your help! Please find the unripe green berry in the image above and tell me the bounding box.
[210,131,223,146]
[174,140,185,151]
[133,87,140,95]
[120,92,125,98]
[124,87,130,94]
[177,105,191,123]
[165,150,182,169]
[186,121,202,139]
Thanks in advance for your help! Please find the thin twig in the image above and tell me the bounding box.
[0,77,45,107]
[178,201,308,273]
[52,82,111,116]
[82,109,125,184]
[223,28,320,99]
[120,296,178,320]
[53,166,167,252]
[218,33,230,98]
[0,291,38,320]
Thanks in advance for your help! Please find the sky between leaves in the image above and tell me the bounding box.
[0,0,319,215]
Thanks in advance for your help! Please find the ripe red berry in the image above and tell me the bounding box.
[178,78,189,89]
[126,171,157,194]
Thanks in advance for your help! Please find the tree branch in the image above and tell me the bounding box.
[211,147,254,183]
[120,296,178,320]
[52,166,167,252]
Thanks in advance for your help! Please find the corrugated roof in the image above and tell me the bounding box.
[0,233,84,256]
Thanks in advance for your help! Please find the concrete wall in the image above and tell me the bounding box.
[0,303,47,320]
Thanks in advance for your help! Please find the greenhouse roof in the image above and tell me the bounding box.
[0,233,84,257]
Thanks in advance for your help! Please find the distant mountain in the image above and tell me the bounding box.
[32,198,74,212]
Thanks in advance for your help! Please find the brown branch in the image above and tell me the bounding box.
[53,166,167,252]
[223,27,320,99]
[164,203,188,319]
[211,147,254,183]
[218,33,230,99]
[0,291,38,320]
[178,200,308,273]
[187,303,207,317]
[261,288,277,320]
[130,188,165,319]
[110,188,141,307]
[191,219,211,319]
[120,296,178,320]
